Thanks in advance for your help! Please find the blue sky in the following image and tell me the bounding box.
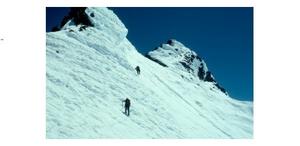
[46,7,253,101]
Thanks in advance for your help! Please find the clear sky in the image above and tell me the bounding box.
[46,7,253,101]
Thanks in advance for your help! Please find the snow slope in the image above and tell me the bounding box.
[46,7,253,138]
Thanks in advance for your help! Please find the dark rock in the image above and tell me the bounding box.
[51,26,60,32]
[204,71,215,82]
[183,53,195,64]
[59,7,94,30]
[90,13,94,17]
[79,25,88,31]
[197,66,205,80]
[179,61,193,72]
[167,39,174,46]
[215,83,227,95]
[196,56,202,61]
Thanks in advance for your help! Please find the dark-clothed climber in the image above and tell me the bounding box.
[123,98,131,116]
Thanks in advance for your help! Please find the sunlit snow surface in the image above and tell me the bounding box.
[46,7,253,138]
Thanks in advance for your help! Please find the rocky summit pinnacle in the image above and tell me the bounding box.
[146,39,227,94]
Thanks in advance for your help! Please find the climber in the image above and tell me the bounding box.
[135,66,140,75]
[123,98,131,116]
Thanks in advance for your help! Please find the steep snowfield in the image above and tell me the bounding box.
[46,7,253,138]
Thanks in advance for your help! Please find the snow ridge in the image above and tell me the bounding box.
[46,7,252,138]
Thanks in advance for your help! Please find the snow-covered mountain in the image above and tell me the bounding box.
[46,7,253,138]
[146,39,227,94]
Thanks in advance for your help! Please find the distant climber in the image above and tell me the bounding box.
[135,66,140,75]
[123,98,131,116]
